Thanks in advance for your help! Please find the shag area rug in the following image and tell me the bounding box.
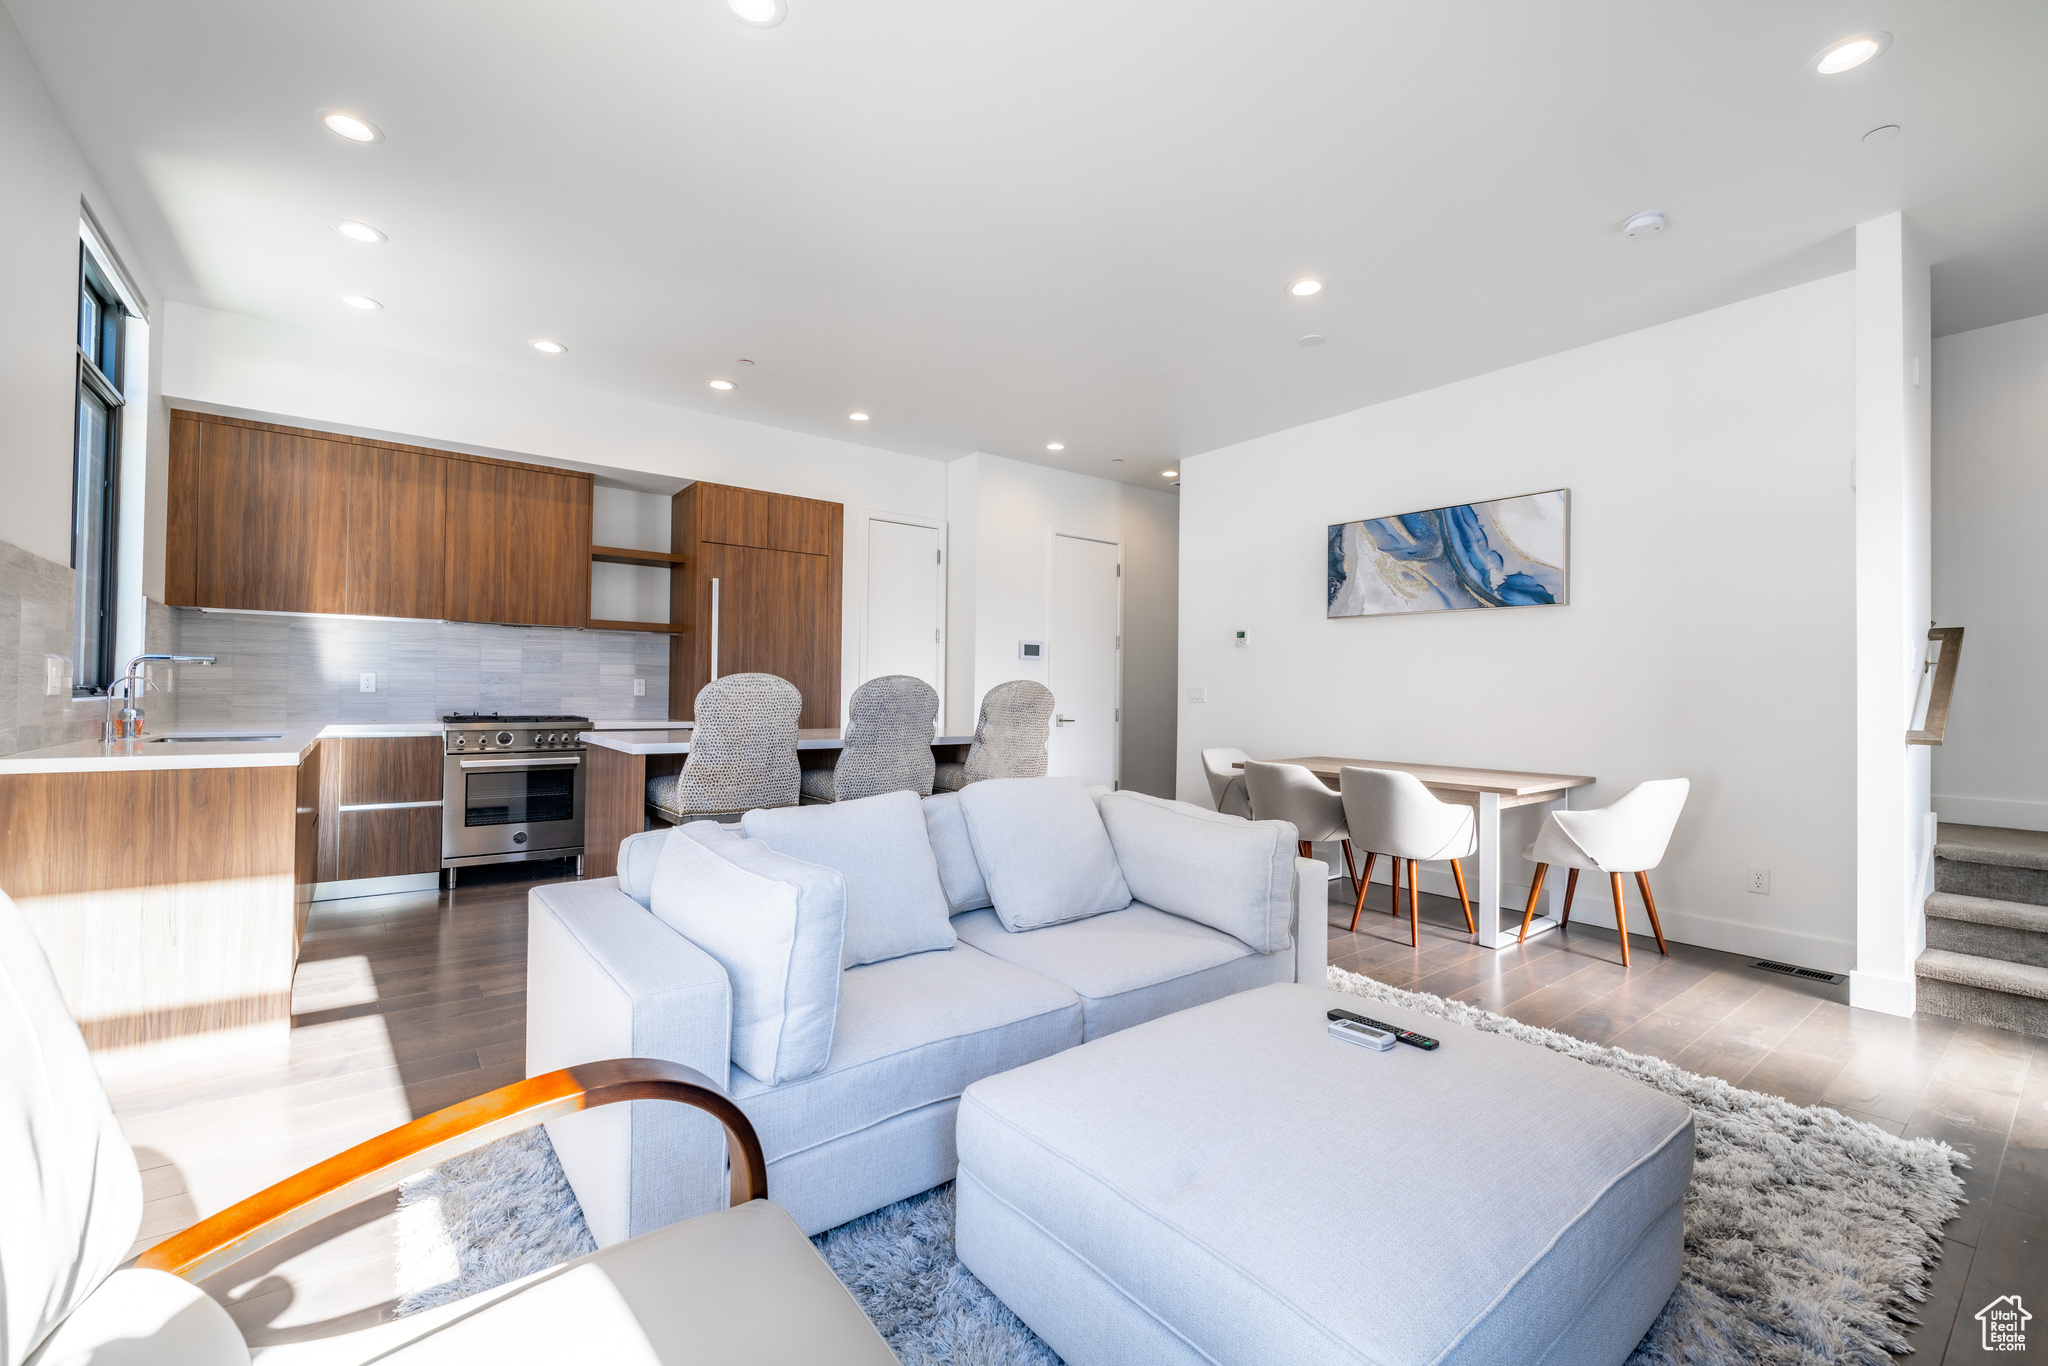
[392,967,1967,1364]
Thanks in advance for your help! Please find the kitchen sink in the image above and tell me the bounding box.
[143,733,286,743]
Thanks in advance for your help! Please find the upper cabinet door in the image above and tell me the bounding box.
[195,422,350,613]
[444,460,592,628]
[348,447,448,620]
[695,482,837,556]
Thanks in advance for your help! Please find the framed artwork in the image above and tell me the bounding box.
[1327,488,1568,618]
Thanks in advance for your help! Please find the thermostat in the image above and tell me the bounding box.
[1018,640,1045,660]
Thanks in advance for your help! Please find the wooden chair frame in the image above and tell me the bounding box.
[133,1058,768,1285]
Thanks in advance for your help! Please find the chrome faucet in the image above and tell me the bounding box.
[106,654,217,741]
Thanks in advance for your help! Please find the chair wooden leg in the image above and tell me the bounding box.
[1634,871,1669,955]
[1408,859,1421,947]
[1299,839,1313,860]
[1348,852,1376,932]
[1610,872,1631,967]
[1390,855,1402,918]
[1342,840,1359,897]
[1450,858,1475,935]
[1561,868,1579,927]
[1518,864,1548,942]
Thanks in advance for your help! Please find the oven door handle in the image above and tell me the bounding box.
[457,756,583,770]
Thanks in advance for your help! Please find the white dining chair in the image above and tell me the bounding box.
[1518,778,1689,966]
[1338,767,1477,947]
[1243,760,1359,893]
[1200,747,1253,818]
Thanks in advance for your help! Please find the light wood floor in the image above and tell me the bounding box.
[106,864,2045,1361]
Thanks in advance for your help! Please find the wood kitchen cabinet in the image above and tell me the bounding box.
[317,735,444,884]
[670,481,843,728]
[167,411,592,630]
[444,458,592,628]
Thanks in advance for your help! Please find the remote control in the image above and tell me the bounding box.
[1327,1017,1396,1051]
[1327,1008,1440,1051]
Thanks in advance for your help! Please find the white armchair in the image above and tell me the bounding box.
[0,888,895,1366]
[1338,767,1477,946]
[1243,760,1359,892]
[1518,778,1690,966]
[1200,747,1252,818]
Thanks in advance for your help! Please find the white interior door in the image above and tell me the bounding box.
[864,518,943,699]
[1048,533,1121,787]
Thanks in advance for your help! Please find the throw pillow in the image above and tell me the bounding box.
[1098,791,1296,954]
[647,825,844,1084]
[742,790,957,968]
[957,776,1132,931]
[921,792,992,914]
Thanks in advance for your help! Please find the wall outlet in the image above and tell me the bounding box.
[1746,867,1771,895]
[45,655,66,696]
[359,672,377,694]
[1188,685,1207,703]
[1233,630,1249,649]
[633,678,646,696]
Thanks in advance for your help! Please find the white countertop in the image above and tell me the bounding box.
[581,728,974,756]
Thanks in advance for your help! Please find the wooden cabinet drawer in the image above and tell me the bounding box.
[337,736,443,805]
[340,806,443,881]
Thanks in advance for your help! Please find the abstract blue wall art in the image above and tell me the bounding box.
[1327,489,1569,618]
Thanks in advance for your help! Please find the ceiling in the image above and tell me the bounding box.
[10,0,2046,485]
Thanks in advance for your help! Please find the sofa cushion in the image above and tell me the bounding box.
[616,828,668,907]
[743,791,956,968]
[648,824,844,1085]
[728,942,1081,1164]
[956,984,1694,1366]
[1098,790,1297,954]
[920,792,991,914]
[957,777,1131,931]
[952,904,1288,1039]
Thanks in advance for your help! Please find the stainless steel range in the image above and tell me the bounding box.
[442,713,590,879]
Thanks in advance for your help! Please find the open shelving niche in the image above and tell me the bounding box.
[586,486,683,635]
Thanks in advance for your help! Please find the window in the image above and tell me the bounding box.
[73,246,125,693]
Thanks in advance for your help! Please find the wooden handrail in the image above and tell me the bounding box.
[133,1058,766,1284]
[1907,626,1964,746]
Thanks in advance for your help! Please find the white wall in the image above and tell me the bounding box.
[162,302,949,723]
[1179,274,1861,970]
[1850,213,1933,1017]
[944,452,1180,797]
[1931,309,2048,832]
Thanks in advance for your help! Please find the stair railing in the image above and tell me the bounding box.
[1907,626,1964,746]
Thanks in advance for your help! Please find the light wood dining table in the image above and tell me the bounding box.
[1238,758,1595,950]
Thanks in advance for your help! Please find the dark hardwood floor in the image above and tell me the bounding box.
[103,860,2044,1359]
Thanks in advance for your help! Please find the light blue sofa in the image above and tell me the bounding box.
[527,781,1327,1245]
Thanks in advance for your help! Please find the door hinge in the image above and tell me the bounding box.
[936,549,942,564]
[1115,708,1120,722]
[1116,564,1121,576]
[1115,635,1120,649]
[934,628,941,642]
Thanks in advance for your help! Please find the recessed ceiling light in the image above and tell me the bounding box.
[1863,124,1901,143]
[1298,334,1326,347]
[1111,458,1125,465]
[530,339,567,354]
[848,412,869,421]
[1288,278,1324,297]
[709,379,735,391]
[1815,33,1890,74]
[1046,442,1065,451]
[321,111,382,143]
[727,0,787,27]
[333,220,385,244]
[1162,470,1179,479]
[339,294,382,310]
[1621,210,1666,237]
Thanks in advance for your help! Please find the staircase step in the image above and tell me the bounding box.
[1933,838,2048,906]
[1914,948,2048,1041]
[1924,892,2048,969]
[1936,822,2048,870]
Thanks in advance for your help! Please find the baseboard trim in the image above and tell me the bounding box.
[1849,970,1916,1018]
[313,872,440,901]
[1934,794,2048,833]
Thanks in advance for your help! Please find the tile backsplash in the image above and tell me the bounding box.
[169,610,673,727]
[0,538,100,755]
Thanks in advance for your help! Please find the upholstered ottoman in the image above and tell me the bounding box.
[955,982,1693,1366]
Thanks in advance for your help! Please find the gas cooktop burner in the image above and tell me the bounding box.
[440,712,593,725]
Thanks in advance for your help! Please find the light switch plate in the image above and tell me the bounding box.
[633,678,646,696]
[359,672,377,693]
[44,655,66,696]
[1188,685,1207,703]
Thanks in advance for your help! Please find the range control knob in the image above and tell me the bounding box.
[496,730,514,747]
